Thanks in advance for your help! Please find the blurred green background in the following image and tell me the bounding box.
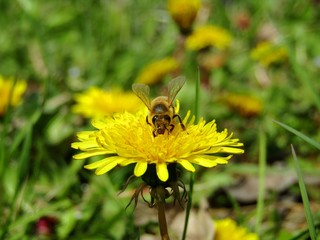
[1,0,320,239]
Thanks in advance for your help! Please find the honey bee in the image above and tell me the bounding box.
[132,77,186,137]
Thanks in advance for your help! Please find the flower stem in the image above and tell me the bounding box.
[182,72,200,240]
[155,186,170,240]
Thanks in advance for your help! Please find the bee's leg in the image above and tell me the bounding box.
[169,124,175,133]
[172,114,186,131]
[146,116,152,126]
[153,129,157,137]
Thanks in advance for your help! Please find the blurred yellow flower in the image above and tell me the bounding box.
[186,25,233,51]
[250,41,288,66]
[214,218,259,240]
[72,87,144,118]
[199,52,227,70]
[220,93,263,117]
[168,0,200,34]
[136,57,179,85]
[0,76,27,116]
[72,108,243,182]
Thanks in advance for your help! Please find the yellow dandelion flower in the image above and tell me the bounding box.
[250,41,288,67]
[72,87,144,118]
[136,58,179,85]
[168,0,201,34]
[71,107,244,182]
[186,25,233,51]
[220,93,263,117]
[0,76,27,116]
[214,218,259,240]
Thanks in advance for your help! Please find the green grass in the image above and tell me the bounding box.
[255,128,267,236]
[291,145,317,240]
[182,73,200,240]
[273,119,320,151]
[1,0,320,239]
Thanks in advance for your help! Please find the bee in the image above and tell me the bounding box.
[132,77,186,137]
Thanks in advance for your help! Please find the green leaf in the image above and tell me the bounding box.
[273,120,320,150]
[255,128,267,235]
[291,145,317,240]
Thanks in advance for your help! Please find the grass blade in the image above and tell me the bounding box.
[182,73,200,240]
[291,145,317,240]
[255,128,267,235]
[273,120,320,151]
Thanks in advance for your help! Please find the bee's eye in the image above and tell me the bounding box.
[152,115,158,124]
[164,115,171,122]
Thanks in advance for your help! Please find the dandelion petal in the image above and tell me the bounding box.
[220,147,244,154]
[188,155,231,167]
[178,159,195,172]
[156,163,169,182]
[73,150,111,159]
[134,162,148,177]
[95,161,118,175]
[84,158,111,169]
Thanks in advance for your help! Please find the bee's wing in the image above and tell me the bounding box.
[168,76,186,106]
[132,83,152,109]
